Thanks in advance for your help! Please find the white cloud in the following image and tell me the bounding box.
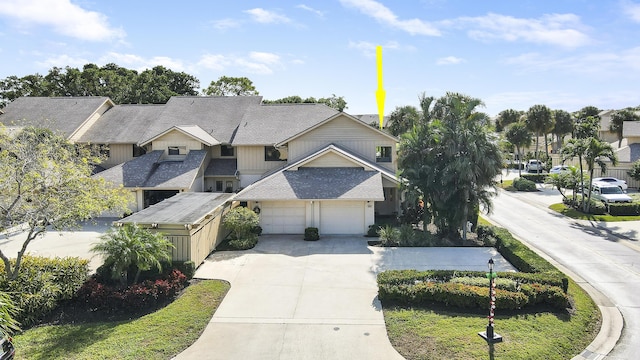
[197,51,283,75]
[244,8,291,24]
[35,54,89,69]
[436,56,464,65]
[296,4,325,17]
[97,52,186,72]
[0,0,125,41]
[622,1,640,22]
[210,18,242,30]
[455,13,591,48]
[339,0,440,36]
[249,52,281,65]
[348,40,416,57]
[197,54,230,71]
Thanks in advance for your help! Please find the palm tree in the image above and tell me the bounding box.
[525,105,553,161]
[562,138,588,211]
[552,110,574,151]
[583,138,617,210]
[92,223,175,287]
[610,109,640,147]
[505,122,532,177]
[0,291,20,338]
[495,109,521,132]
[387,105,420,136]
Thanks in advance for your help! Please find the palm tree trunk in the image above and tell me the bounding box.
[517,146,522,177]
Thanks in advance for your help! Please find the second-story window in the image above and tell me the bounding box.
[376,146,392,163]
[221,145,234,157]
[265,146,282,161]
[168,146,186,155]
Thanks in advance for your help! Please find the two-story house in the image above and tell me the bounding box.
[0,96,400,236]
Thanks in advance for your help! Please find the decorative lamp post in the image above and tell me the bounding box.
[479,258,503,343]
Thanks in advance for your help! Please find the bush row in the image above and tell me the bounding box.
[520,174,547,183]
[513,177,537,191]
[608,202,640,216]
[73,269,188,314]
[0,256,89,326]
[563,196,609,215]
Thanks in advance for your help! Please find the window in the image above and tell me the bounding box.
[168,146,186,155]
[225,181,234,193]
[133,144,146,157]
[376,146,392,162]
[265,146,282,161]
[221,145,234,157]
[215,180,223,192]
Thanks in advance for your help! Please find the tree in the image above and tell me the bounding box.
[610,109,640,147]
[505,122,532,177]
[222,207,259,241]
[574,106,601,121]
[92,223,174,287]
[562,138,588,211]
[264,94,348,111]
[495,109,521,132]
[628,159,640,182]
[583,138,617,211]
[387,105,420,136]
[204,76,259,96]
[398,92,502,240]
[574,116,600,139]
[552,109,573,151]
[0,127,131,280]
[525,104,553,161]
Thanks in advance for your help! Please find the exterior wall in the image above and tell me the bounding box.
[300,152,360,168]
[287,115,397,172]
[210,144,237,159]
[102,144,135,168]
[237,145,286,175]
[151,131,204,160]
[204,177,238,193]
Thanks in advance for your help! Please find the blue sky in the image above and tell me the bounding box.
[1,0,639,116]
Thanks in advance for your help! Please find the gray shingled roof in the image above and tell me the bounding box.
[95,150,207,189]
[77,104,164,143]
[204,158,238,176]
[116,192,233,225]
[0,97,111,138]
[140,96,262,144]
[235,167,384,201]
[232,103,339,145]
[354,114,390,128]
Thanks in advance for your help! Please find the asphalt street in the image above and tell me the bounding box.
[486,190,640,359]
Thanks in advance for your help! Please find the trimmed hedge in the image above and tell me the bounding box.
[608,203,640,216]
[513,177,537,191]
[521,173,547,183]
[304,227,320,241]
[0,256,89,326]
[563,195,608,215]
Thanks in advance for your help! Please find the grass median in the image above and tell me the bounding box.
[13,279,230,360]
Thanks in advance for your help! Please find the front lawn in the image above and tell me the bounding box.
[384,277,599,360]
[549,203,640,221]
[13,280,230,360]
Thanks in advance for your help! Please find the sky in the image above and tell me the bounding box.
[0,0,639,117]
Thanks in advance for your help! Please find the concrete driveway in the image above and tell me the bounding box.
[176,235,515,360]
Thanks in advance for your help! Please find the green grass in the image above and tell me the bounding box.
[498,179,514,190]
[549,203,640,221]
[13,280,230,360]
[383,278,600,360]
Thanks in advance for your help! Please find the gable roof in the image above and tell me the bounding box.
[274,112,398,147]
[139,96,262,145]
[140,125,220,146]
[0,97,113,138]
[231,103,339,145]
[77,104,164,144]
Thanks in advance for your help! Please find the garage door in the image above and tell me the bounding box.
[320,201,365,234]
[260,201,306,234]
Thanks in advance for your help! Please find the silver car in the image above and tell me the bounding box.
[591,177,628,190]
[589,183,632,203]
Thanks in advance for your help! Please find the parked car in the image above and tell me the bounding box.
[525,159,544,172]
[0,337,14,360]
[549,165,570,174]
[589,183,633,204]
[591,177,628,190]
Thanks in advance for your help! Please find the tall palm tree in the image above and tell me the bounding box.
[505,122,532,177]
[562,138,588,211]
[387,105,420,136]
[583,138,618,210]
[525,105,553,161]
[92,223,175,287]
[552,110,574,151]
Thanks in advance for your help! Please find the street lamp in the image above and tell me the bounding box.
[479,258,503,344]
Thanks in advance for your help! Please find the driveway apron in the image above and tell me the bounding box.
[175,235,513,360]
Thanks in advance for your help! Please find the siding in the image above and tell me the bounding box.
[152,130,204,160]
[288,115,397,171]
[237,145,286,175]
[102,144,134,168]
[301,152,360,168]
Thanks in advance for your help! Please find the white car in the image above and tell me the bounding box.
[589,183,633,204]
[549,165,570,174]
[592,177,628,190]
[525,159,544,172]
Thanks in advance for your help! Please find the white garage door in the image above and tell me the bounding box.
[320,201,365,234]
[260,201,306,234]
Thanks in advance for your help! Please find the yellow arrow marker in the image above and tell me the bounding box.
[375,46,386,130]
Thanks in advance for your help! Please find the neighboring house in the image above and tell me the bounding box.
[0,96,401,236]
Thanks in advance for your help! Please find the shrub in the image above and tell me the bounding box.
[223,207,260,240]
[174,261,196,279]
[0,256,89,326]
[513,177,537,191]
[304,227,319,241]
[378,225,400,246]
[608,203,640,216]
[227,235,258,250]
[521,173,547,183]
[367,224,382,237]
[251,225,263,236]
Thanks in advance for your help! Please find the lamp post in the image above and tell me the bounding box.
[479,258,503,343]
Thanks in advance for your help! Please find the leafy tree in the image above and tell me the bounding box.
[0,127,131,280]
[628,159,640,182]
[222,207,260,241]
[610,109,640,147]
[92,223,175,287]
[399,92,502,240]
[204,76,259,96]
[0,74,47,107]
[317,94,347,111]
[544,166,582,201]
[505,122,532,177]
[495,109,521,132]
[386,105,420,136]
[552,109,573,150]
[264,94,348,111]
[562,138,588,211]
[525,104,554,160]
[574,106,601,121]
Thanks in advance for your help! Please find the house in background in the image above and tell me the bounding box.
[0,96,401,237]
